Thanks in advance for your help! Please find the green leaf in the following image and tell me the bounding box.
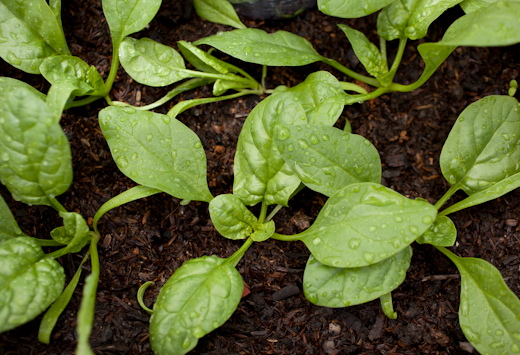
[149,255,243,355]
[57,212,91,253]
[194,29,323,66]
[337,24,388,79]
[209,194,257,240]
[193,0,246,29]
[0,237,65,333]
[439,247,520,355]
[298,182,437,268]
[317,0,394,18]
[99,107,213,203]
[119,37,192,87]
[213,79,251,96]
[440,172,520,216]
[0,2,59,73]
[177,40,231,74]
[40,56,98,95]
[377,0,463,41]
[102,0,162,48]
[274,124,381,197]
[49,0,62,26]
[0,0,69,55]
[45,81,86,121]
[0,77,46,101]
[0,88,72,206]
[251,221,275,242]
[460,0,520,13]
[416,216,456,246]
[303,246,412,307]
[440,95,520,195]
[0,193,27,242]
[75,271,97,355]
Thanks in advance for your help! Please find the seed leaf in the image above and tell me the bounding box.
[0,194,27,243]
[298,182,437,268]
[194,29,323,66]
[149,256,243,355]
[119,37,192,87]
[99,107,213,203]
[303,246,412,307]
[317,0,394,18]
[0,237,65,333]
[440,95,520,195]
[439,247,520,355]
[193,0,246,29]
[251,221,275,242]
[416,216,456,246]
[209,194,257,240]
[0,89,73,206]
[274,124,381,197]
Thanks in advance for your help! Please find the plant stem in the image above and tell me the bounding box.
[434,184,459,211]
[104,45,120,96]
[179,68,258,87]
[258,202,268,224]
[321,57,381,88]
[69,95,103,108]
[340,82,368,94]
[388,37,407,81]
[261,65,267,91]
[50,197,68,213]
[266,204,283,222]
[35,239,66,247]
[227,237,254,267]
[270,232,300,242]
[345,87,391,105]
[380,37,388,71]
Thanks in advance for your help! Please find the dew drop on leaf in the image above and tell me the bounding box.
[309,134,319,144]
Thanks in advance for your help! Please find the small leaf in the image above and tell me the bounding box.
[193,0,246,29]
[0,77,46,102]
[149,256,243,355]
[439,247,520,355]
[56,212,91,254]
[0,193,27,242]
[213,79,251,96]
[274,124,381,197]
[46,80,87,121]
[298,183,437,268]
[251,221,275,242]
[119,37,192,87]
[440,95,520,195]
[416,216,456,246]
[337,24,388,79]
[40,56,96,94]
[99,107,213,203]
[317,0,394,18]
[75,264,99,355]
[209,194,257,240]
[0,237,65,333]
[194,29,323,66]
[177,40,230,74]
[303,246,412,307]
[0,89,73,206]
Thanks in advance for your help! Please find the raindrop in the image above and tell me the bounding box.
[363,252,375,263]
[297,139,309,149]
[349,238,360,249]
[422,216,433,224]
[312,237,322,245]
[276,126,290,141]
[309,134,319,144]
[146,133,153,141]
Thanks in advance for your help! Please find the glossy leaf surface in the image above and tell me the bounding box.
[99,107,213,203]
[119,37,192,87]
[178,41,228,74]
[440,95,520,195]
[57,212,91,253]
[303,246,412,307]
[40,56,103,95]
[440,248,520,355]
[416,216,456,246]
[251,221,275,242]
[299,183,436,268]
[0,89,72,206]
[213,79,251,96]
[338,24,387,79]
[150,256,243,355]
[209,194,257,240]
[0,237,65,333]
[274,124,381,197]
[317,0,394,18]
[194,29,323,66]
[45,81,86,122]
[0,77,46,101]
[459,0,520,12]
[193,0,246,29]
[0,194,27,242]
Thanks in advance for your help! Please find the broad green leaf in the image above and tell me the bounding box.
[209,194,257,240]
[251,221,275,242]
[0,77,46,101]
[0,3,59,73]
[303,246,412,307]
[177,41,230,74]
[274,124,381,197]
[150,256,243,355]
[439,247,520,355]
[440,172,520,216]
[99,107,213,203]
[119,37,192,87]
[0,0,69,55]
[193,0,246,29]
[40,56,98,95]
[337,24,388,79]
[102,0,162,48]
[0,237,65,333]
[440,95,520,195]
[460,0,520,13]
[298,182,437,268]
[0,194,27,242]
[416,216,456,246]
[194,29,323,66]
[0,89,72,206]
[318,0,394,18]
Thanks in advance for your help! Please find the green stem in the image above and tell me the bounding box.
[340,82,368,94]
[226,237,254,267]
[34,239,66,247]
[104,45,120,95]
[258,202,268,224]
[261,65,267,91]
[380,37,388,71]
[266,205,283,222]
[345,87,391,105]
[50,197,67,213]
[69,95,104,108]
[386,36,407,84]
[434,184,460,211]
[179,68,257,87]
[270,232,300,242]
[321,57,381,88]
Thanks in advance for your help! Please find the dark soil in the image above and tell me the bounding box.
[1,1,520,354]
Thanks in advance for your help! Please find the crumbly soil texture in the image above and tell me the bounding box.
[1,1,520,354]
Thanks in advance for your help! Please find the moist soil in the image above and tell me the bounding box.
[1,1,520,354]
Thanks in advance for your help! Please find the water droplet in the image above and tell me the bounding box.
[131,152,138,160]
[459,117,465,121]
[116,156,128,168]
[391,239,401,248]
[310,157,316,162]
[363,252,375,263]
[409,226,419,235]
[6,51,21,65]
[322,135,329,141]
[298,139,309,149]
[146,133,153,141]
[482,125,487,130]
[349,238,360,249]
[182,339,191,349]
[394,216,403,223]
[1,152,10,161]
[309,134,319,144]
[312,237,322,245]
[422,216,433,224]
[186,160,191,166]
[162,115,171,124]
[276,126,290,141]
[194,141,202,148]
[503,133,511,141]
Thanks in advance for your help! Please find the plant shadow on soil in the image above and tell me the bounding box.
[1,0,520,354]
